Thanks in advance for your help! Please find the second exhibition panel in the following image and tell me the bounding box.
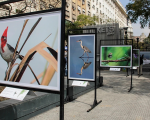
[68,34,95,81]
[100,45,132,68]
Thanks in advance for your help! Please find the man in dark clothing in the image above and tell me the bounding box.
[138,54,144,75]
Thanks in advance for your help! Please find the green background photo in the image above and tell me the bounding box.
[100,46,132,67]
[133,49,140,67]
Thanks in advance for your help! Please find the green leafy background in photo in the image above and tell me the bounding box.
[101,46,131,67]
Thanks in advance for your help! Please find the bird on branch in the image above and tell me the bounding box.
[0,27,24,74]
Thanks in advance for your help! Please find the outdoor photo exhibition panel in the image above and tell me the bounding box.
[67,29,102,112]
[100,45,132,68]
[133,49,140,67]
[140,51,150,66]
[68,34,95,81]
[99,39,133,92]
[0,10,62,93]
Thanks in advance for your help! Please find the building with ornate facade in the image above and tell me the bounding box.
[0,0,133,38]
[65,0,133,38]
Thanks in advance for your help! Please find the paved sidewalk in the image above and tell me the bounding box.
[29,70,150,120]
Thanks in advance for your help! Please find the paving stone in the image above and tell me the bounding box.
[29,70,150,120]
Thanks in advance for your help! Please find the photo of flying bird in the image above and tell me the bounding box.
[0,27,24,73]
[76,39,91,57]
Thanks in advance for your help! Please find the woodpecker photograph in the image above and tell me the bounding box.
[100,45,132,67]
[133,49,140,67]
[0,11,61,91]
[68,34,95,81]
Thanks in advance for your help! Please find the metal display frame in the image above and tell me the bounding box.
[99,39,133,92]
[0,0,66,120]
[66,28,102,112]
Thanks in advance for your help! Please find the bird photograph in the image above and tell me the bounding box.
[133,49,140,67]
[76,39,91,57]
[0,27,24,75]
[0,11,61,91]
[101,46,132,67]
[76,58,92,76]
[68,34,95,81]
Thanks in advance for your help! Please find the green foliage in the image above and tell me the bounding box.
[65,14,99,40]
[101,46,131,67]
[65,20,82,40]
[75,14,99,28]
[126,0,150,28]
[142,33,150,49]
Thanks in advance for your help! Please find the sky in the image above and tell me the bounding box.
[119,0,149,37]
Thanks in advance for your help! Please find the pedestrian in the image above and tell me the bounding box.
[138,54,144,75]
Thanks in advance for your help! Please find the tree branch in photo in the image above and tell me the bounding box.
[102,58,130,63]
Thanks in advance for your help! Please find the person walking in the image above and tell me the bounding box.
[138,54,144,75]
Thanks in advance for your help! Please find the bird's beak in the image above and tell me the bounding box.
[76,40,79,42]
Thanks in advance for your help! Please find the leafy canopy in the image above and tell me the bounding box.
[126,0,150,28]
[65,14,98,40]
[75,14,99,28]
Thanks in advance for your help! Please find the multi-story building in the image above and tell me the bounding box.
[66,0,86,22]
[0,0,133,37]
[65,0,133,38]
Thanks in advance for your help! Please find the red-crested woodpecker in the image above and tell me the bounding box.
[0,27,23,73]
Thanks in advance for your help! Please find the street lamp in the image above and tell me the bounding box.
[123,27,128,45]
[123,27,129,76]
[136,37,139,49]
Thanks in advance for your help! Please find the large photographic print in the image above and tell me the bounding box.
[100,45,132,67]
[0,11,61,91]
[68,34,95,81]
[133,49,140,67]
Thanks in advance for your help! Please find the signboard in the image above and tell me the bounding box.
[72,81,88,87]
[0,87,29,100]
[109,68,120,71]
[68,34,95,81]
[100,45,132,67]
[0,10,61,92]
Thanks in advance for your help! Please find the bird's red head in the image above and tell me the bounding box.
[1,27,8,52]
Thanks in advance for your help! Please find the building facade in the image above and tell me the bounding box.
[65,0,133,38]
[0,0,133,37]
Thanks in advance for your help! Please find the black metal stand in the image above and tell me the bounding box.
[87,28,102,112]
[87,84,102,112]
[126,68,129,77]
[128,40,133,92]
[87,99,102,112]
[128,69,133,92]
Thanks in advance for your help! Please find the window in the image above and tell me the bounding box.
[92,5,95,9]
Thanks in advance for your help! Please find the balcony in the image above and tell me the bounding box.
[65,10,70,17]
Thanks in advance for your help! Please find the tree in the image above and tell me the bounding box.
[74,14,99,28]
[65,14,99,40]
[126,0,150,28]
[65,20,81,40]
